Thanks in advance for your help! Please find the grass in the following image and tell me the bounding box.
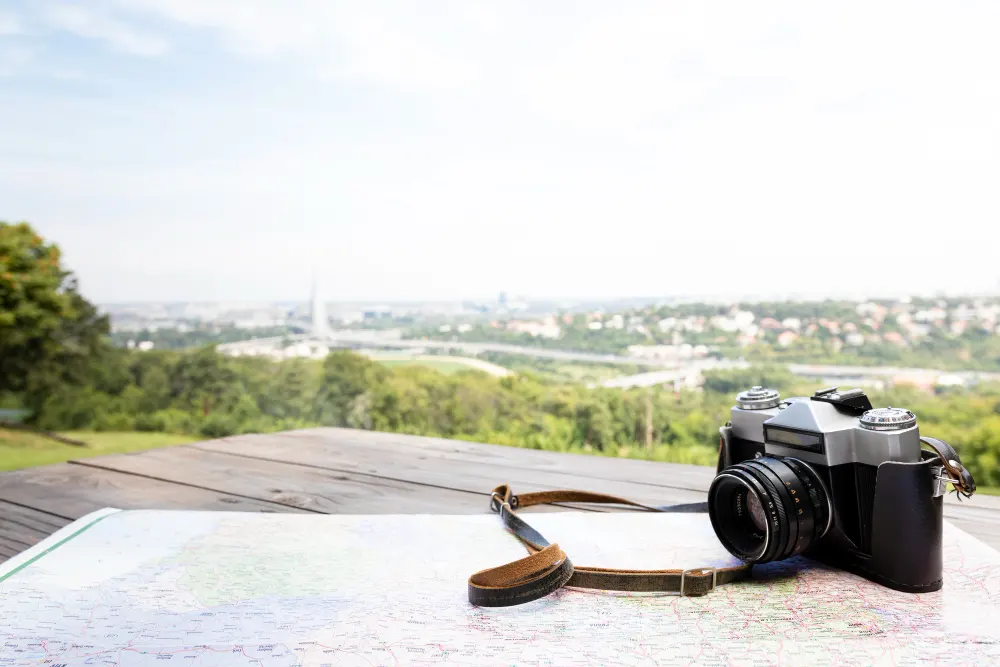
[376,359,476,375]
[547,363,635,384]
[0,429,197,472]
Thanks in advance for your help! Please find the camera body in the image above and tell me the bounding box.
[710,386,948,592]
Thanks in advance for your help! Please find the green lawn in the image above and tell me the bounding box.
[0,429,197,472]
[375,359,483,375]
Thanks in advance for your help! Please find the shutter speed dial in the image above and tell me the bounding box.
[860,407,917,431]
[736,386,782,410]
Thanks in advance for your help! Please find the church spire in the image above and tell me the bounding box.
[311,271,328,336]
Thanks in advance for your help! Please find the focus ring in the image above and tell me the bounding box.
[709,455,831,565]
[743,460,799,562]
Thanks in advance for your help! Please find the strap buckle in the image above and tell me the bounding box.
[932,465,974,500]
[490,492,510,517]
[491,491,520,516]
[932,466,952,498]
[680,567,717,596]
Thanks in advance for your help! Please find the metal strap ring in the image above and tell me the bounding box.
[680,567,717,596]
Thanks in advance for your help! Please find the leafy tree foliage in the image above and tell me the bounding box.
[0,222,108,395]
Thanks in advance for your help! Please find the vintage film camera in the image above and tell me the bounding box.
[709,386,976,592]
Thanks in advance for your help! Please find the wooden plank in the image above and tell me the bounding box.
[71,447,495,514]
[205,428,1000,510]
[0,500,72,562]
[237,428,725,492]
[3,427,998,557]
[196,433,707,507]
[198,429,1000,549]
[0,543,23,561]
[0,463,306,520]
[949,517,1000,548]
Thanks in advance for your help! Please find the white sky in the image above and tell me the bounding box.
[1,1,999,302]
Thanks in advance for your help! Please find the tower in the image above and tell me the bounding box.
[311,273,328,336]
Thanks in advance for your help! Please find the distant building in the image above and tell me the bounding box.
[733,310,755,328]
[936,374,966,388]
[606,314,625,330]
[777,331,799,347]
[657,317,677,332]
[710,316,740,333]
[845,332,865,346]
[883,331,906,346]
[284,342,329,360]
[626,344,705,360]
[856,302,877,316]
[507,320,561,339]
[362,306,393,319]
[914,307,947,323]
[893,371,936,391]
[679,317,705,333]
[311,275,329,336]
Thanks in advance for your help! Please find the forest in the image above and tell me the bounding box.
[4,220,1000,488]
[15,344,1000,487]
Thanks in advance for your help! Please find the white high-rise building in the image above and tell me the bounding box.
[311,274,328,336]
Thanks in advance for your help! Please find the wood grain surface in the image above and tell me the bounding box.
[1,427,997,560]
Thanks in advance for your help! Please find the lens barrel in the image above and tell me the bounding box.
[708,456,831,563]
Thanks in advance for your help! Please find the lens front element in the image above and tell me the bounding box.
[708,456,831,563]
[746,493,768,532]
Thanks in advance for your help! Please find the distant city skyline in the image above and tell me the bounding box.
[98,283,1000,309]
[2,1,998,302]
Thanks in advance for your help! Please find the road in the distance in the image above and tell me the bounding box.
[217,332,1000,386]
[218,332,689,367]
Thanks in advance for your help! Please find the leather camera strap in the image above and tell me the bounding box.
[920,436,976,497]
[467,484,753,607]
[468,440,976,607]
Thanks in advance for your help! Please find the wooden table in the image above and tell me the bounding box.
[2,427,998,561]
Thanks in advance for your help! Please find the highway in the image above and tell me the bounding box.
[216,332,1000,389]
[218,331,688,368]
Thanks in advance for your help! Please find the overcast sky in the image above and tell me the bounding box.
[1,1,998,303]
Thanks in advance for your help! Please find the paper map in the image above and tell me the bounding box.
[2,508,999,666]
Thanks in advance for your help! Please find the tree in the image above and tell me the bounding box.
[170,347,243,416]
[316,351,388,425]
[1,222,112,408]
[1,222,75,393]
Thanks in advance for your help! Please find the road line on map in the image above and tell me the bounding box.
[0,513,116,584]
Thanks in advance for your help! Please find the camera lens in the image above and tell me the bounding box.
[746,493,768,532]
[708,456,831,563]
